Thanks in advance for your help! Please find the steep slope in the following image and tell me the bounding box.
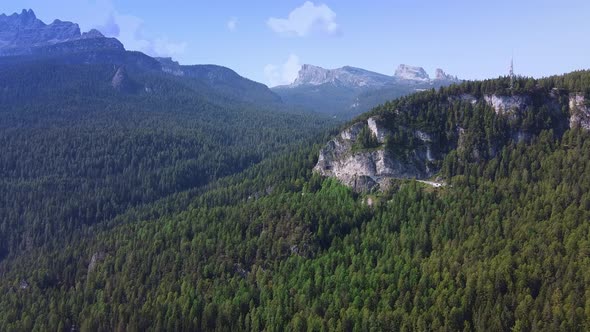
[315,72,589,191]
[273,63,460,118]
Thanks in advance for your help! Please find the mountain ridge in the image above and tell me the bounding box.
[0,9,112,56]
[314,72,590,191]
[279,63,459,89]
[0,10,284,109]
[272,63,461,118]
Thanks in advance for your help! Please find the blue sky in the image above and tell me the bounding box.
[3,0,589,86]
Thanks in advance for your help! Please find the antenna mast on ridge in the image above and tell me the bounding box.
[509,54,515,90]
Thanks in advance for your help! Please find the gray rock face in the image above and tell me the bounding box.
[484,94,532,117]
[291,64,394,88]
[394,64,430,81]
[314,117,435,192]
[0,9,114,56]
[434,68,459,82]
[316,90,590,192]
[367,116,390,143]
[569,94,590,130]
[88,252,106,274]
[111,66,130,91]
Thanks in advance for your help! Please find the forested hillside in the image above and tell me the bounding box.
[1,71,590,331]
[0,60,334,261]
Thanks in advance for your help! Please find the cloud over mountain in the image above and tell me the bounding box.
[264,54,302,87]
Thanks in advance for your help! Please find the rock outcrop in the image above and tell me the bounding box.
[367,117,390,143]
[483,94,532,117]
[314,87,590,192]
[569,94,590,130]
[88,252,106,274]
[314,116,436,192]
[111,66,131,91]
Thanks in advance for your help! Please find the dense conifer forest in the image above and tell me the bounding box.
[1,66,590,331]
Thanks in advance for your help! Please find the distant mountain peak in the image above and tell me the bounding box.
[434,68,459,81]
[19,8,36,18]
[0,9,116,56]
[290,64,393,88]
[394,64,430,81]
[292,64,331,86]
[81,29,105,39]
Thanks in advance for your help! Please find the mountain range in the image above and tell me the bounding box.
[0,10,284,110]
[273,63,460,118]
[0,9,121,56]
[0,9,459,119]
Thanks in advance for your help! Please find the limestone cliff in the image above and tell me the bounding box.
[569,94,590,130]
[315,89,588,192]
[314,117,436,192]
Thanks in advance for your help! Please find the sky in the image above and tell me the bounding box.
[2,0,589,87]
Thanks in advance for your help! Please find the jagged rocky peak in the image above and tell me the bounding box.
[394,64,430,81]
[286,63,460,90]
[0,9,114,56]
[81,29,105,39]
[9,9,39,24]
[434,68,458,81]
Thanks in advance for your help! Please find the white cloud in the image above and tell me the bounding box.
[227,17,237,31]
[152,38,187,57]
[95,14,120,37]
[267,1,339,37]
[101,12,187,58]
[264,54,302,87]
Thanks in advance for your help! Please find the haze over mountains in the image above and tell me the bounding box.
[273,63,460,118]
[0,9,286,109]
[0,9,460,119]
